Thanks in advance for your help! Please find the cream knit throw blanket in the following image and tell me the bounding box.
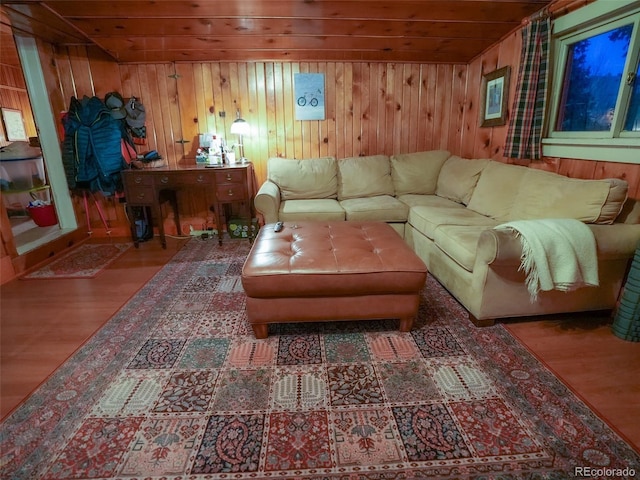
[495,219,599,301]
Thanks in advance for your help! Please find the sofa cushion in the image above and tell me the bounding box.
[338,154,394,200]
[434,225,489,272]
[391,150,450,195]
[467,161,528,221]
[511,169,628,224]
[340,195,409,222]
[598,178,628,224]
[268,156,337,200]
[397,194,466,209]
[408,203,498,240]
[436,156,489,205]
[279,199,345,222]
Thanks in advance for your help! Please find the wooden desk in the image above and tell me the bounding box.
[121,163,255,248]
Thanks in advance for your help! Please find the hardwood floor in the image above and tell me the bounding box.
[0,236,188,419]
[505,315,640,450]
[1,236,639,453]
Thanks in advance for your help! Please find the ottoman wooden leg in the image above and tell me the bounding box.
[399,317,413,332]
[252,324,269,339]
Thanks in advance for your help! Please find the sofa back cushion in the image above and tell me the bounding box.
[436,155,489,205]
[338,154,394,200]
[511,168,628,224]
[467,161,528,221]
[599,178,629,224]
[390,150,450,195]
[268,156,337,200]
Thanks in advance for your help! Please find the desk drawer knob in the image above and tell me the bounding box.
[226,174,233,181]
[227,189,234,196]
[134,177,143,184]
[137,192,146,200]
[197,175,205,183]
[161,176,169,184]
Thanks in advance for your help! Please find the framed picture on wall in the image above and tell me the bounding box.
[480,66,511,127]
[294,73,325,120]
[1,108,28,141]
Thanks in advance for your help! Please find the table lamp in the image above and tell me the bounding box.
[230,110,250,163]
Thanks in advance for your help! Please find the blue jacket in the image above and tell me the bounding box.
[62,96,126,194]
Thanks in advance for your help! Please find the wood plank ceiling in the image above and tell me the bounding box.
[1,0,552,65]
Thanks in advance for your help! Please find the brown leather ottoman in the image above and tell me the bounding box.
[241,221,427,338]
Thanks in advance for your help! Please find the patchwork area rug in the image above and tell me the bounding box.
[2,239,639,479]
[21,242,131,279]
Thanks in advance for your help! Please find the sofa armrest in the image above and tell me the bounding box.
[477,223,640,267]
[254,180,281,225]
[590,224,640,259]
[476,229,522,267]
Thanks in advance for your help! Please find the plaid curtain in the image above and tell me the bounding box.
[504,17,551,160]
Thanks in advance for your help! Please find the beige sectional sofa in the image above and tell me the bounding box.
[254,152,640,325]
[255,154,410,237]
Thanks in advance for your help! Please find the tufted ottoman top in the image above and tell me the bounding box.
[242,221,427,298]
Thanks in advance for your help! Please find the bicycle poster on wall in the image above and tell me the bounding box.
[294,73,325,120]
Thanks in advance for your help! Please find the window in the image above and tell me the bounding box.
[545,0,640,163]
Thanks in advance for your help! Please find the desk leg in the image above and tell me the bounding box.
[170,191,181,236]
[126,204,140,248]
[210,203,223,246]
[152,203,166,249]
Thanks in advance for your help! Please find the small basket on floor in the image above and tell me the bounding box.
[27,204,58,227]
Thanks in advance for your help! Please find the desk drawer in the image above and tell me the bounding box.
[216,183,246,202]
[126,186,155,204]
[123,173,154,187]
[215,169,244,184]
[157,172,211,187]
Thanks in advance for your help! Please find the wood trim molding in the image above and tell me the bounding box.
[548,0,595,18]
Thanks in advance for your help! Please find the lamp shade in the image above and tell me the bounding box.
[230,118,250,136]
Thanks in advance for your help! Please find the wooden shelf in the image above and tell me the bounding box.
[1,184,49,195]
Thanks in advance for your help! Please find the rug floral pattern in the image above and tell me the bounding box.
[2,239,638,479]
[21,243,131,279]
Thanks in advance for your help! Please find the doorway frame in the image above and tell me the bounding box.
[14,34,77,252]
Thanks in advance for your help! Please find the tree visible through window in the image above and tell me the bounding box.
[556,24,633,132]
[545,2,640,163]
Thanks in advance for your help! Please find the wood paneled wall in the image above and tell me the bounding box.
[108,61,475,185]
[25,25,640,234]
[46,49,480,226]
